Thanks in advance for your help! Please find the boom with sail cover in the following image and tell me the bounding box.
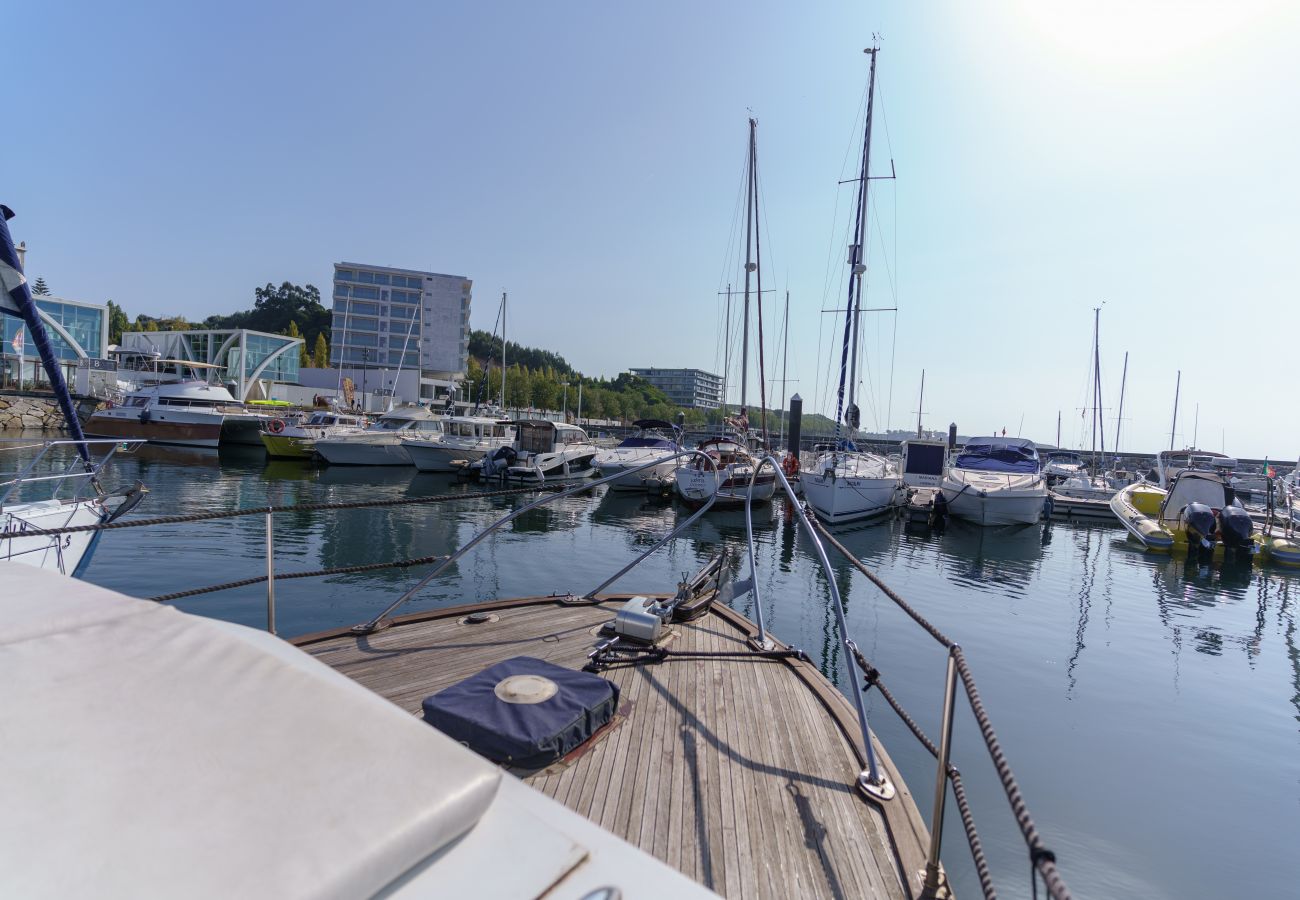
[0,206,90,464]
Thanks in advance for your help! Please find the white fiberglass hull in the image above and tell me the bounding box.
[1,499,105,576]
[674,466,777,508]
[315,437,415,466]
[802,473,901,524]
[405,440,509,473]
[593,450,680,490]
[941,470,1047,526]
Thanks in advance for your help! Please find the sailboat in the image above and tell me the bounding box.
[1,205,147,575]
[800,47,902,525]
[1053,306,1118,502]
[674,119,776,509]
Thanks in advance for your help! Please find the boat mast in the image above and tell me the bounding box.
[499,291,507,411]
[1114,350,1128,456]
[721,284,732,420]
[741,119,756,412]
[1056,410,1061,449]
[1169,369,1181,451]
[1091,305,1106,472]
[778,289,790,446]
[915,369,925,438]
[847,47,879,439]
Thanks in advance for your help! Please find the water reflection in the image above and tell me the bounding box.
[936,520,1047,597]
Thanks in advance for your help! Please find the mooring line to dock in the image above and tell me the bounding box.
[147,553,453,602]
[812,518,1071,900]
[2,483,560,538]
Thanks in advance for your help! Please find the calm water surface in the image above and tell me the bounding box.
[11,439,1300,898]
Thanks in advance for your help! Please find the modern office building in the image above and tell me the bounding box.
[117,328,303,402]
[629,367,723,410]
[330,262,471,404]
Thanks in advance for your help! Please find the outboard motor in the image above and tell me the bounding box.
[1180,502,1218,556]
[930,490,949,528]
[1218,505,1255,553]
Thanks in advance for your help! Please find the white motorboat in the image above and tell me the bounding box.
[403,414,515,473]
[674,435,776,508]
[1,439,147,576]
[941,437,1048,526]
[87,380,258,448]
[259,410,368,459]
[592,419,682,490]
[314,404,445,466]
[802,444,901,524]
[1042,451,1085,484]
[471,420,598,482]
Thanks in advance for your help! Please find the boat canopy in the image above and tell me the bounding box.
[954,437,1040,474]
[632,419,674,431]
[1045,451,1083,463]
[1164,471,1232,516]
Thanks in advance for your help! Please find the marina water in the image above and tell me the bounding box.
[15,438,1298,898]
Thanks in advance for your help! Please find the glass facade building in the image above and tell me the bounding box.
[118,329,302,401]
[629,368,724,410]
[331,262,471,388]
[2,296,108,362]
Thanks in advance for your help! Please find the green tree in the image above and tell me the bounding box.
[31,277,50,296]
[286,320,309,366]
[106,300,130,345]
[311,333,329,368]
[531,370,559,411]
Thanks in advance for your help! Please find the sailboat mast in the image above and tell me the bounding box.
[1091,305,1105,471]
[1114,351,1128,456]
[916,369,925,438]
[1056,410,1061,449]
[778,289,790,446]
[1169,369,1181,451]
[499,291,507,410]
[740,119,757,411]
[721,284,732,419]
[847,48,879,430]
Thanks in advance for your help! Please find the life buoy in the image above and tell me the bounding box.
[268,419,286,434]
[782,453,799,479]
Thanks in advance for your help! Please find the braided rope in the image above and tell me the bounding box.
[818,518,1070,900]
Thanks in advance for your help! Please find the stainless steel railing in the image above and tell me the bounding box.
[0,438,140,506]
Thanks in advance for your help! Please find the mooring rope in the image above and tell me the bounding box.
[814,518,1070,900]
[1,483,561,538]
[148,553,452,603]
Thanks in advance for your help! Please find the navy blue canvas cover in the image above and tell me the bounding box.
[421,656,619,768]
[954,437,1040,474]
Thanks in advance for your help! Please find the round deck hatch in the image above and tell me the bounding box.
[494,674,559,704]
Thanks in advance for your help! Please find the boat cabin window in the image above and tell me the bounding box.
[491,425,507,438]
[127,397,149,408]
[517,423,557,454]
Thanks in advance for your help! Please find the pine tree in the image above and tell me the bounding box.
[31,277,50,296]
[286,321,308,366]
[311,334,329,368]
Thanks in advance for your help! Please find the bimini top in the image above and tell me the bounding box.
[954,437,1040,474]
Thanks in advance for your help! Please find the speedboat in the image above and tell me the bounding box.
[801,442,902,524]
[592,419,681,490]
[402,414,515,473]
[1052,473,1114,501]
[259,410,367,459]
[1110,466,1300,566]
[1042,451,1085,484]
[673,435,776,508]
[313,404,445,466]
[87,380,260,448]
[470,420,598,482]
[940,437,1047,526]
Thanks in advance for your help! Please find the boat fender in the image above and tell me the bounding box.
[1043,495,1055,518]
[138,408,151,424]
[268,419,286,434]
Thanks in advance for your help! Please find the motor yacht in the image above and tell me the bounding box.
[592,419,681,490]
[87,380,263,448]
[941,437,1048,526]
[470,420,597,482]
[313,404,444,466]
[260,410,368,460]
[403,414,514,473]
[1042,451,1085,484]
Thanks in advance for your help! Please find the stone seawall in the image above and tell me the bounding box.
[0,392,105,430]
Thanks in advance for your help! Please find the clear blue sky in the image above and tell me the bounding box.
[8,1,1298,458]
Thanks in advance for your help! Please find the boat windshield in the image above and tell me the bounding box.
[619,435,675,449]
[955,439,1039,474]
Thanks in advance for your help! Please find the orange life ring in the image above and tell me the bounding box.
[268,418,285,434]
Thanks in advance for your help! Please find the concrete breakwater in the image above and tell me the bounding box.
[0,392,104,430]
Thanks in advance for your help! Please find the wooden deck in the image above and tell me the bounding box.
[296,597,936,899]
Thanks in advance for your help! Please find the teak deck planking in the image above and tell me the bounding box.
[296,597,937,899]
